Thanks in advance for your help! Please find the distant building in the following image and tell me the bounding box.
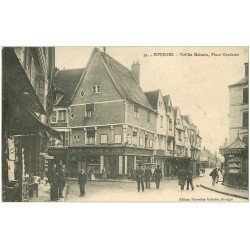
[220,62,248,187]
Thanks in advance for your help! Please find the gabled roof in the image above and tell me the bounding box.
[144,90,160,110]
[54,68,84,106]
[70,48,154,111]
[173,107,179,116]
[163,95,172,111]
[229,76,248,88]
[182,115,192,125]
[99,51,154,111]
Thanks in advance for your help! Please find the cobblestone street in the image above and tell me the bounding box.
[64,173,247,202]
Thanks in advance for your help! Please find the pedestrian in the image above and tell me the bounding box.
[58,165,66,198]
[186,169,194,191]
[135,164,145,192]
[78,168,88,196]
[209,168,219,185]
[48,164,59,201]
[102,167,107,181]
[89,168,95,181]
[178,168,187,191]
[153,165,162,189]
[145,165,152,189]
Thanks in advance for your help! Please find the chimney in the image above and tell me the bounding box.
[131,60,140,85]
[244,62,249,77]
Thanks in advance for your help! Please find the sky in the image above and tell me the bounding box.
[55,46,248,156]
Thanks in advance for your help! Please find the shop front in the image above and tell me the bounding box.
[2,47,61,202]
[68,146,154,179]
[47,146,69,175]
[155,149,166,177]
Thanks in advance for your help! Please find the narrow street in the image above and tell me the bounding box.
[64,170,247,202]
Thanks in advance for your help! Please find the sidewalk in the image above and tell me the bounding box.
[200,182,248,200]
[29,182,68,202]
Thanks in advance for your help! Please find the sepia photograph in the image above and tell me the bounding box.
[2,46,249,202]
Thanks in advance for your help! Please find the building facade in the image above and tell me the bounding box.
[49,48,157,178]
[220,62,248,187]
[2,47,60,201]
[47,47,204,179]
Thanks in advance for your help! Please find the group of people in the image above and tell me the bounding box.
[135,164,163,192]
[47,164,66,201]
[178,168,194,191]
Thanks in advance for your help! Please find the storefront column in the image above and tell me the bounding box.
[124,156,128,175]
[119,156,123,174]
[134,156,137,169]
[100,155,104,172]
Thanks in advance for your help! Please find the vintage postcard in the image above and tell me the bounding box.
[2,46,249,202]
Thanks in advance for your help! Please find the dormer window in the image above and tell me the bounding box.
[92,85,101,93]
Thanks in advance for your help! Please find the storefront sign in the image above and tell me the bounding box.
[8,138,15,161]
[70,147,124,156]
[125,147,154,156]
[7,160,15,181]
[48,147,67,155]
[229,168,239,174]
[50,122,67,127]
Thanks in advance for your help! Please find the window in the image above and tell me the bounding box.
[160,115,163,128]
[77,134,80,141]
[58,110,66,122]
[149,139,154,148]
[101,134,108,144]
[176,118,180,125]
[139,137,143,147]
[50,111,57,123]
[134,105,139,118]
[73,134,77,141]
[133,131,138,145]
[243,111,248,128]
[65,132,69,146]
[70,113,75,119]
[80,89,84,98]
[92,85,101,93]
[185,148,188,156]
[167,139,172,150]
[243,88,248,104]
[115,134,122,144]
[159,101,162,107]
[145,135,148,148]
[147,111,151,122]
[169,118,173,131]
[178,130,182,141]
[168,106,171,113]
[127,135,132,145]
[86,103,94,117]
[86,129,95,144]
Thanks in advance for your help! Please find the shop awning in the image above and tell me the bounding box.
[27,110,62,141]
[2,47,46,115]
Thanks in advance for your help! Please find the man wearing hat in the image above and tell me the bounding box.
[153,165,163,189]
